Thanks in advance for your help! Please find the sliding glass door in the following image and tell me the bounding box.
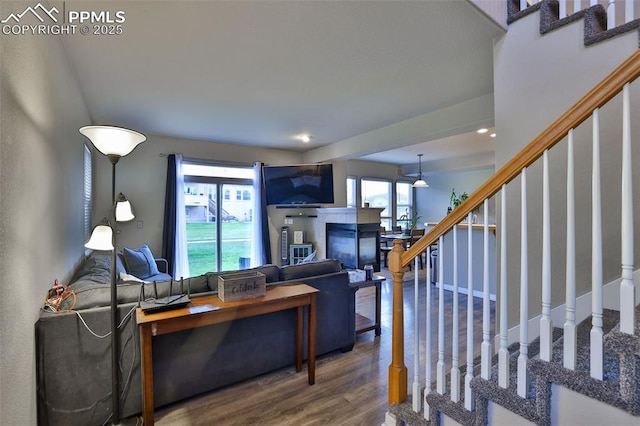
[183,164,253,276]
[220,184,252,272]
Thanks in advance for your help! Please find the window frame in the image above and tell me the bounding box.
[361,177,393,229]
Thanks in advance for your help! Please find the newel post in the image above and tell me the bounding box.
[388,239,408,403]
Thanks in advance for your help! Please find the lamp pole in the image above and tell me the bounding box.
[109,157,121,424]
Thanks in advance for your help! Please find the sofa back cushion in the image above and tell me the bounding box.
[69,251,125,286]
[279,259,342,281]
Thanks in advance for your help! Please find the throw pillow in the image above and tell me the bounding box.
[122,244,159,280]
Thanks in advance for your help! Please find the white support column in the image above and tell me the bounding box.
[518,169,529,398]
[412,255,421,412]
[540,150,553,362]
[424,246,432,421]
[591,108,604,380]
[608,0,616,29]
[625,0,634,24]
[499,185,510,389]
[564,129,577,370]
[437,235,446,394]
[451,225,460,403]
[465,212,475,411]
[559,0,568,18]
[620,83,635,335]
[481,199,492,380]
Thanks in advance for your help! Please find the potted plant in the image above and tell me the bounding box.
[398,208,421,235]
[450,188,469,210]
[450,188,480,222]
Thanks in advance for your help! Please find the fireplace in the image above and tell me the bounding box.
[326,223,380,271]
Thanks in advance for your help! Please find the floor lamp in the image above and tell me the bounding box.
[81,125,146,424]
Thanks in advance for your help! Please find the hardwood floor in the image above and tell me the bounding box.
[139,267,494,426]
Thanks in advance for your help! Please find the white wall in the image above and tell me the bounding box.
[0,18,92,426]
[417,167,496,224]
[493,12,640,324]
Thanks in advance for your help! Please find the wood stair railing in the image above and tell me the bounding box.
[387,48,640,405]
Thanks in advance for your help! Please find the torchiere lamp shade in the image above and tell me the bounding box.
[79,125,146,157]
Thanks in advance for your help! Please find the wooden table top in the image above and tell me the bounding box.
[136,283,318,326]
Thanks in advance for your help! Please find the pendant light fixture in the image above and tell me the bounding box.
[413,153,429,188]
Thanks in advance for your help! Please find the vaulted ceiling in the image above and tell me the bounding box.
[61,0,506,172]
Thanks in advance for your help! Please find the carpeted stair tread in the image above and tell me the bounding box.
[528,308,640,417]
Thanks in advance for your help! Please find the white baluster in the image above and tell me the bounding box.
[518,169,529,398]
[499,184,510,389]
[481,199,492,380]
[451,225,460,403]
[575,0,583,14]
[625,0,634,24]
[564,129,577,370]
[465,212,475,411]
[591,108,604,380]
[520,0,528,12]
[620,83,635,335]
[540,150,553,362]
[413,255,421,412]
[437,235,446,394]
[608,0,616,29]
[424,246,432,420]
[590,0,599,6]
[559,0,568,18]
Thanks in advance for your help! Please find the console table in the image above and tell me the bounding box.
[136,284,319,425]
[349,274,385,336]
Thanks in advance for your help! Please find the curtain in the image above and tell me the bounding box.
[162,154,190,278]
[251,162,272,266]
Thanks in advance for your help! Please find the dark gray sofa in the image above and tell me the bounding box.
[36,252,355,426]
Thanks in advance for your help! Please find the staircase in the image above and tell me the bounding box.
[384,1,640,425]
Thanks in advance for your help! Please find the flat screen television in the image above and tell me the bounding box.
[263,164,334,206]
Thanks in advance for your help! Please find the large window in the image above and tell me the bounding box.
[346,176,357,208]
[396,181,413,228]
[182,163,254,275]
[361,178,392,229]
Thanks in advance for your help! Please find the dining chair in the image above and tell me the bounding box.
[380,226,392,267]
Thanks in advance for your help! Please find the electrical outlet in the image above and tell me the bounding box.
[137,220,144,229]
[285,218,293,225]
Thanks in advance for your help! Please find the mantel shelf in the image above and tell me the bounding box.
[285,214,318,218]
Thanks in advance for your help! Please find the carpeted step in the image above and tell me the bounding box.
[470,328,563,426]
[528,308,640,421]
[389,301,640,426]
[507,0,640,47]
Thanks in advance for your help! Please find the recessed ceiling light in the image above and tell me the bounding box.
[298,134,312,143]
[490,133,496,138]
[477,128,489,134]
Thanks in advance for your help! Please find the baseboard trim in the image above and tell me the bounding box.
[438,281,497,302]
